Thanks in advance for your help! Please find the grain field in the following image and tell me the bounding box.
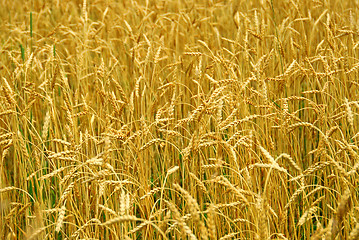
[1,0,359,239]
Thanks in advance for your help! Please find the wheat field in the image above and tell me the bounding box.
[1,0,359,239]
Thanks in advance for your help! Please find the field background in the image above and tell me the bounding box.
[1,0,359,239]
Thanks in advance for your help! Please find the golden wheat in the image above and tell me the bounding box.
[1,0,359,239]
